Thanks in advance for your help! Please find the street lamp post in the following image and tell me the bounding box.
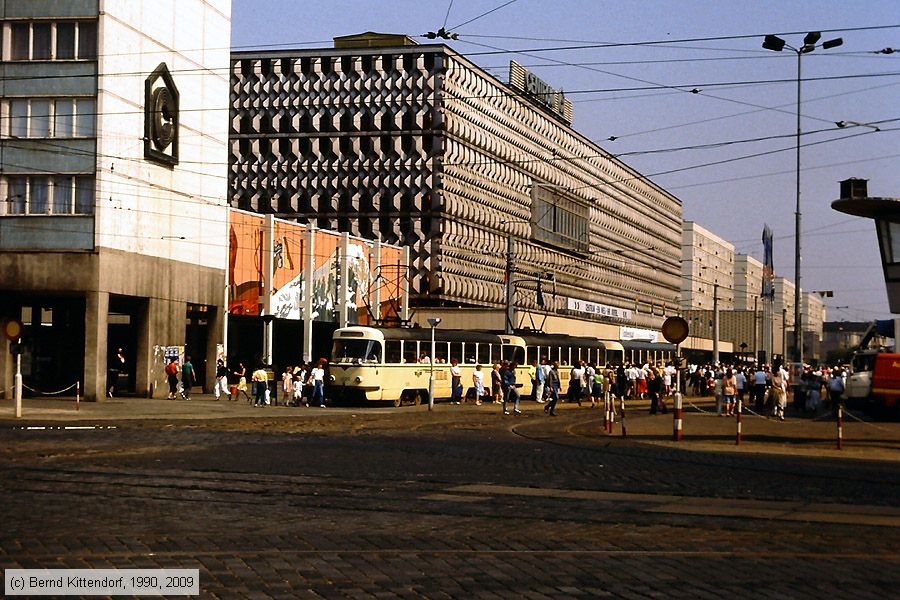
[762,32,842,366]
[713,283,720,364]
[427,317,441,411]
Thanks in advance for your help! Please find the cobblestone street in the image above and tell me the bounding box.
[1,402,898,598]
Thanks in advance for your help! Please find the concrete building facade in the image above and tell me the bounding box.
[0,0,232,400]
[229,34,683,342]
[681,221,734,312]
[734,254,764,311]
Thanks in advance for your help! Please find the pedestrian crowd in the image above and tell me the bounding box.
[160,352,848,421]
[163,357,330,408]
[684,361,847,420]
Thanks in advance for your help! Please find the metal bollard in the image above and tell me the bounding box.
[736,398,742,446]
[673,392,683,441]
[837,404,843,450]
[76,381,80,411]
[620,396,627,438]
[603,393,609,433]
[608,401,614,433]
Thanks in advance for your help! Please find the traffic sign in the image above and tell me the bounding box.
[661,316,689,344]
[2,318,23,342]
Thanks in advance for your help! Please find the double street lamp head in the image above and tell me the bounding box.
[762,32,842,53]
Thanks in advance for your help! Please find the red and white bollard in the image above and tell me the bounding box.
[673,392,683,441]
[603,393,609,433]
[606,393,614,433]
[736,399,742,446]
[837,404,843,450]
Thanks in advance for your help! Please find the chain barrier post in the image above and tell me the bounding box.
[602,390,608,433]
[608,400,614,433]
[736,398,742,445]
[673,358,683,442]
[14,348,22,419]
[837,403,843,450]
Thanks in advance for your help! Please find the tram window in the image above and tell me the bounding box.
[477,343,491,365]
[402,341,418,363]
[461,342,476,364]
[385,341,402,364]
[503,345,525,364]
[450,341,463,363]
[332,339,382,363]
[526,346,538,365]
[434,341,449,363]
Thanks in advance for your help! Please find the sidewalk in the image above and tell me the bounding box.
[586,394,900,462]
[1,393,898,462]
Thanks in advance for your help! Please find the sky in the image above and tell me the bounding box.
[231,0,900,323]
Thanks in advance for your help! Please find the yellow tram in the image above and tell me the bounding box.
[329,326,609,406]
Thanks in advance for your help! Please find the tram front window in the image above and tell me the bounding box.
[502,346,525,364]
[332,340,382,364]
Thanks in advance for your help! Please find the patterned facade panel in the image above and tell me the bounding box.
[437,52,682,329]
[230,50,443,297]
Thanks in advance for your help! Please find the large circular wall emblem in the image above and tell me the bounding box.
[150,87,176,152]
[144,63,179,167]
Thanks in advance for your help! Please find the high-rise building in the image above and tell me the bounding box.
[0,0,232,400]
[681,221,734,311]
[229,34,683,342]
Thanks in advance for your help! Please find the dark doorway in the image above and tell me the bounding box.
[186,303,211,390]
[11,295,86,395]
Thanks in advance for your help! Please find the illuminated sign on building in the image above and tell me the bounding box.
[567,298,633,321]
[509,61,572,125]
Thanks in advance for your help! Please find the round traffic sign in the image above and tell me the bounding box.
[2,318,23,341]
[661,316,689,344]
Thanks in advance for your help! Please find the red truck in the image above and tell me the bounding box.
[871,353,900,414]
[845,349,900,418]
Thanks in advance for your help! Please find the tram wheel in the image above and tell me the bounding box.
[412,391,422,406]
[393,395,403,408]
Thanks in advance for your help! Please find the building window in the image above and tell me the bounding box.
[5,98,96,138]
[4,20,97,61]
[530,184,589,252]
[2,176,94,215]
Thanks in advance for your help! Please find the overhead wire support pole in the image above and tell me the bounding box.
[794,46,803,367]
[505,232,514,334]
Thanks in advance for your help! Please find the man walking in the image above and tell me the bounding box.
[214,359,230,401]
[165,358,179,400]
[752,364,768,412]
[181,355,195,400]
[502,361,521,415]
[544,361,561,416]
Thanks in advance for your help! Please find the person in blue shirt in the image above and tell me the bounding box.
[501,361,521,415]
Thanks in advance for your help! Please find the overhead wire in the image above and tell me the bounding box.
[447,0,521,32]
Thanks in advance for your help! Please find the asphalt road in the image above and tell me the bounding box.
[1,407,898,599]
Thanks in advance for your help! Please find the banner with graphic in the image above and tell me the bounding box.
[762,224,775,299]
[227,210,404,323]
